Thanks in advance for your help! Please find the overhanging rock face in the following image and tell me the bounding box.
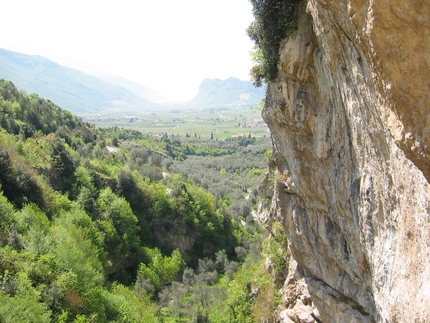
[262,1,430,322]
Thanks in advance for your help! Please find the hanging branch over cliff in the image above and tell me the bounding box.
[247,0,300,86]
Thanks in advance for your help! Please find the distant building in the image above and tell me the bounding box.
[248,118,266,126]
[106,146,119,154]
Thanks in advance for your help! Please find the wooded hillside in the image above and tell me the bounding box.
[0,79,285,322]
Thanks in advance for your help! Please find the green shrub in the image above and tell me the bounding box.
[137,247,185,293]
[247,0,299,85]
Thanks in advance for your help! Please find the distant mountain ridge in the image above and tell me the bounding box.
[0,48,264,115]
[90,72,166,103]
[0,48,158,115]
[188,77,265,107]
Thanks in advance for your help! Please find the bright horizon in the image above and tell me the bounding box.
[0,0,256,102]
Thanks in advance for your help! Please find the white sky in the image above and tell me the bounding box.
[0,0,256,102]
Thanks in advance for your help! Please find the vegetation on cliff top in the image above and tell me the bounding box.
[247,0,300,86]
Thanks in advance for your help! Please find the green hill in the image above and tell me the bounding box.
[0,48,158,116]
[188,77,265,107]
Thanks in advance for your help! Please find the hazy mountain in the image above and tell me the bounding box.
[90,72,166,103]
[188,77,265,107]
[0,48,158,115]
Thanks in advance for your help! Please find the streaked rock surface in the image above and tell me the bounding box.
[261,1,430,322]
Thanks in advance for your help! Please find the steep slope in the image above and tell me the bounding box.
[188,77,265,107]
[260,1,430,322]
[0,48,157,115]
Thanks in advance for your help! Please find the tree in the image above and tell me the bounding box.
[0,190,15,246]
[247,0,299,84]
[50,138,77,192]
[15,203,50,255]
[96,188,141,275]
[0,147,45,208]
[137,248,184,293]
[0,273,51,323]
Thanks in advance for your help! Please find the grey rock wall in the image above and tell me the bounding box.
[261,1,430,322]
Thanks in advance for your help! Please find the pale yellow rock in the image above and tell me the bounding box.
[262,1,430,322]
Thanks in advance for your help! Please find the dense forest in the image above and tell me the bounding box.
[0,79,288,322]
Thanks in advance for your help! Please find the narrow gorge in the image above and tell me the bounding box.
[259,0,430,322]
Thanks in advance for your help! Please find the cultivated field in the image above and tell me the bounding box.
[84,104,268,139]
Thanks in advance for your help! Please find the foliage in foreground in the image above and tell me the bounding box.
[0,79,284,322]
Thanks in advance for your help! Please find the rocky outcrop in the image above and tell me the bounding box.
[277,258,322,323]
[261,1,430,322]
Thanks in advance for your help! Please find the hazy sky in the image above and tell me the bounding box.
[0,0,255,101]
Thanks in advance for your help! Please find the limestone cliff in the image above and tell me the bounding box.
[260,1,430,322]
